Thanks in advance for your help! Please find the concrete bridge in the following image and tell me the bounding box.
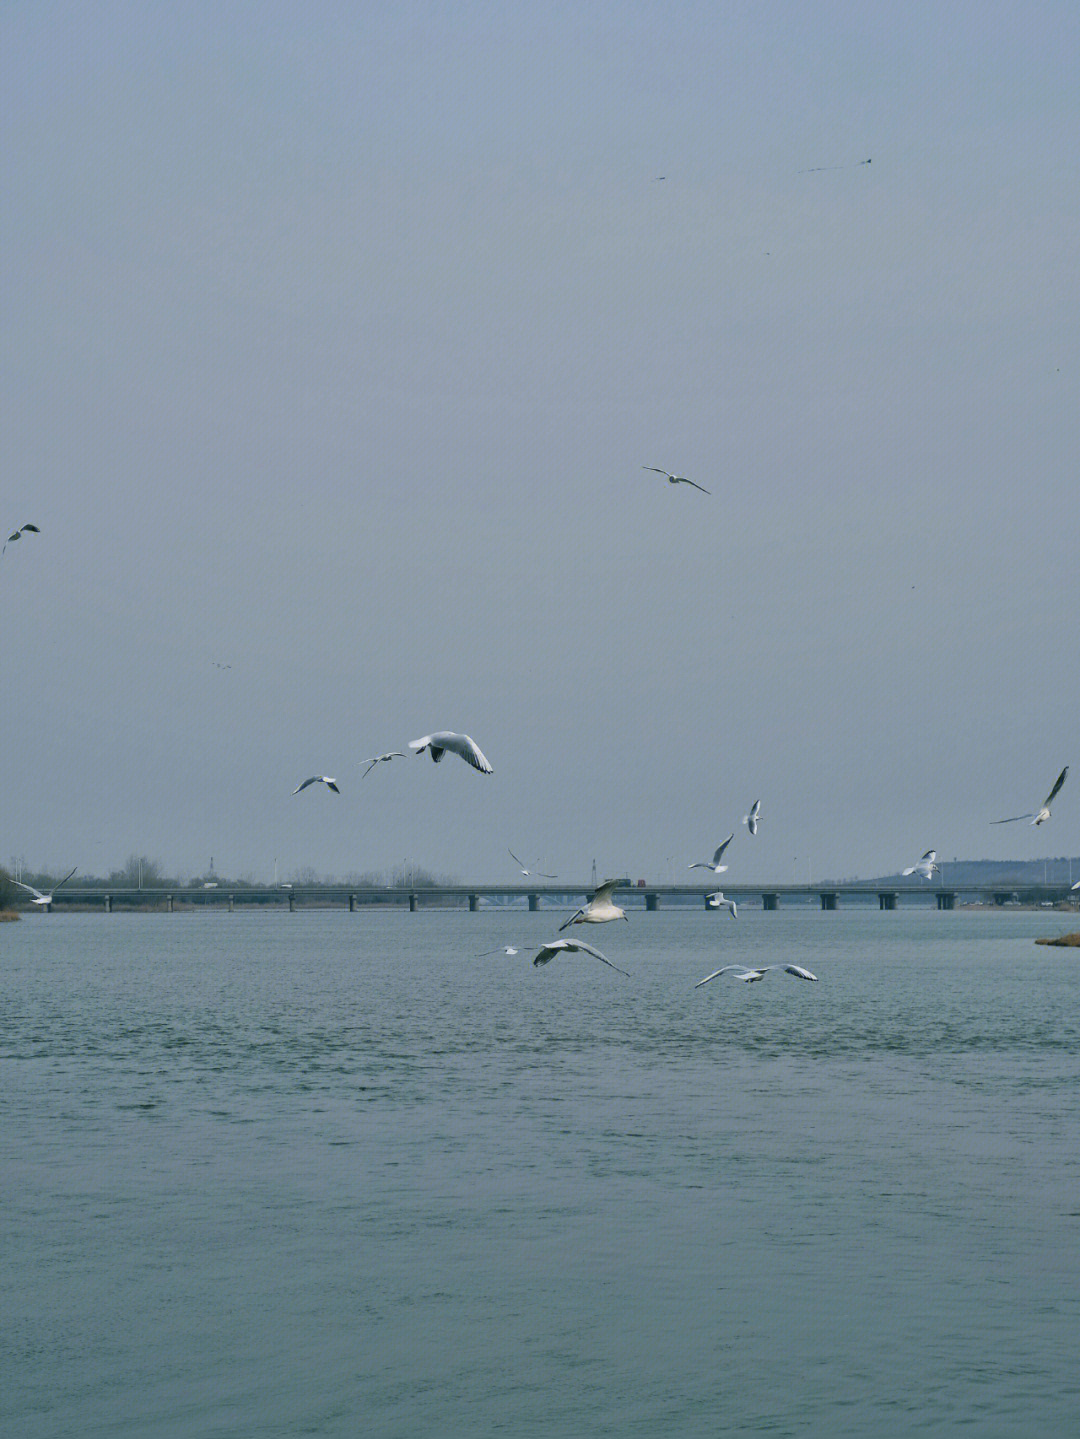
[38,882,1077,913]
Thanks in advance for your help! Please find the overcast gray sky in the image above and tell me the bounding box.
[3,1,1078,884]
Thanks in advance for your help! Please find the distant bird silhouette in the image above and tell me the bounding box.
[3,522,40,556]
[293,776,340,794]
[508,848,557,878]
[409,732,492,773]
[643,466,711,495]
[799,158,871,173]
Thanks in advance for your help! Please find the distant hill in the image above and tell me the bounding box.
[858,857,1080,888]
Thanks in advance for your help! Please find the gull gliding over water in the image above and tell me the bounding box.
[642,466,711,495]
[991,766,1068,826]
[508,849,557,878]
[361,752,406,778]
[689,834,734,874]
[902,849,939,880]
[293,776,340,794]
[706,891,738,918]
[696,963,817,987]
[13,866,77,908]
[532,938,629,976]
[558,880,627,931]
[409,732,492,773]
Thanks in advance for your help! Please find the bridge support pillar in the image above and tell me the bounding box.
[937,891,956,910]
[408,892,418,912]
[528,893,539,911]
[646,893,659,911]
[349,893,356,912]
[468,894,479,912]
[288,891,296,912]
[878,892,897,911]
[993,892,1012,906]
[819,892,838,911]
[762,892,779,911]
[167,894,174,913]
[104,894,112,913]
[228,894,235,912]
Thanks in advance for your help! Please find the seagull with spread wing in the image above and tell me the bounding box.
[696,962,817,987]
[706,891,738,918]
[409,732,492,773]
[992,766,1068,826]
[3,522,40,556]
[361,752,406,778]
[558,879,628,932]
[508,848,557,878]
[743,799,762,836]
[689,834,734,874]
[642,466,711,495]
[532,938,630,976]
[902,849,939,880]
[293,776,340,794]
[13,866,77,909]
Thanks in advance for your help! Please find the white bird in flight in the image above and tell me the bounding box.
[293,776,340,794]
[992,766,1068,826]
[2,522,40,556]
[558,879,628,932]
[409,732,492,773]
[695,962,817,987]
[361,752,406,778]
[743,800,762,836]
[902,849,939,880]
[13,866,77,908]
[642,466,711,495]
[508,848,557,878]
[532,938,630,976]
[706,891,738,918]
[689,834,734,874]
[477,945,524,957]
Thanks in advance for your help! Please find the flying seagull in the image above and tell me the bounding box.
[558,879,628,932]
[696,962,817,987]
[13,866,77,908]
[799,158,871,173]
[743,800,762,836]
[642,466,711,495]
[409,732,492,773]
[293,776,340,794]
[991,766,1068,826]
[477,945,525,957]
[902,849,939,880]
[508,848,557,878]
[689,834,734,874]
[2,522,40,556]
[361,752,406,778]
[706,891,738,918]
[532,938,629,976]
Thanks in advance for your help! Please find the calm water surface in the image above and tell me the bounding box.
[3,909,1079,1437]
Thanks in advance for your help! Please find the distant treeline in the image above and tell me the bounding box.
[2,854,455,894]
